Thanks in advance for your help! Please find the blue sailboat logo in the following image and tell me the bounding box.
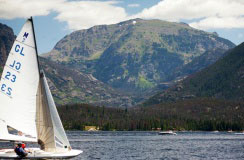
[22,32,29,42]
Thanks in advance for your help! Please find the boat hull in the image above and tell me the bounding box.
[159,131,177,135]
[0,148,82,159]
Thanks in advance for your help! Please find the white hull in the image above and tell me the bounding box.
[234,132,244,135]
[0,148,82,159]
[159,131,177,135]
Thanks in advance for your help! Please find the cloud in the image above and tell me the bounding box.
[0,0,244,31]
[135,0,244,29]
[190,16,244,29]
[0,0,64,19]
[0,0,128,30]
[128,4,140,8]
[55,1,128,30]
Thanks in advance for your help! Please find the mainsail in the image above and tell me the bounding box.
[0,19,39,142]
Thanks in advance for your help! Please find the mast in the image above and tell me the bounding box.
[30,16,44,148]
[29,16,41,77]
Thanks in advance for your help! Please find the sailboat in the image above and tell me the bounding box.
[0,17,82,158]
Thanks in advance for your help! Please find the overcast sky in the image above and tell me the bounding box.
[0,0,243,54]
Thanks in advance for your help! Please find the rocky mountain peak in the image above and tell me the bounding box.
[43,19,235,93]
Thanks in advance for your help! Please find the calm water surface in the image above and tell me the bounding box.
[67,131,244,160]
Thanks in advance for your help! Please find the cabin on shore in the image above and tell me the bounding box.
[84,126,99,131]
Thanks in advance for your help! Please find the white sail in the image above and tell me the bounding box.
[0,17,82,158]
[0,19,39,142]
[36,72,71,152]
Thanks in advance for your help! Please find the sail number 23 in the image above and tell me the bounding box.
[1,71,15,96]
[5,72,17,82]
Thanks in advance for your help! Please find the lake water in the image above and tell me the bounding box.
[68,131,244,160]
[1,131,244,159]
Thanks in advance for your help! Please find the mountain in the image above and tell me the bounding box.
[0,20,237,108]
[44,18,235,92]
[146,42,244,105]
[167,47,229,81]
[0,23,15,70]
[39,57,135,107]
[0,23,135,107]
[139,47,230,100]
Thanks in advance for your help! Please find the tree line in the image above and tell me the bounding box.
[58,98,244,131]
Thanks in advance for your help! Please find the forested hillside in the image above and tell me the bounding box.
[58,99,244,131]
[146,43,244,105]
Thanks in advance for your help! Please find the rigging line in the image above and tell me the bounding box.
[0,91,12,99]
[15,40,35,49]
[4,65,20,74]
[55,140,64,147]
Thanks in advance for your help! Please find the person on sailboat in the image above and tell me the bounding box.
[14,143,28,158]
[21,143,31,153]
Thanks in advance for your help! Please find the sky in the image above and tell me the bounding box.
[0,0,243,54]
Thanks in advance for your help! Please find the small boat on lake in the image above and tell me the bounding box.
[159,130,177,135]
[234,131,244,135]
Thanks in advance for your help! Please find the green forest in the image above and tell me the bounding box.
[58,98,244,131]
